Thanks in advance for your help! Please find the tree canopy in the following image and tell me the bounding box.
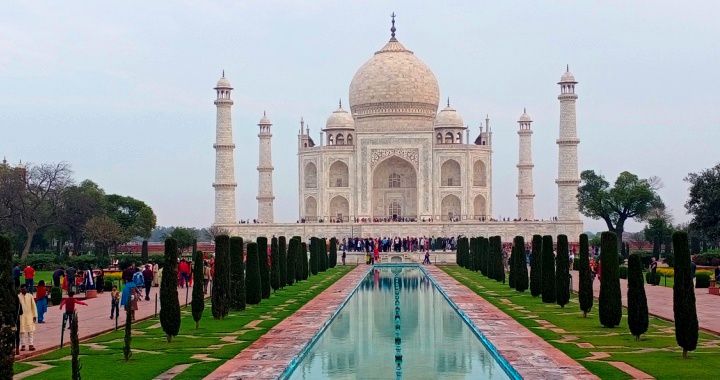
[685,163,720,245]
[105,194,156,240]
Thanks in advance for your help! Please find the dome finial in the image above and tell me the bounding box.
[566,64,569,72]
[339,98,342,109]
[524,107,526,113]
[390,12,397,40]
[447,97,450,107]
[222,69,225,78]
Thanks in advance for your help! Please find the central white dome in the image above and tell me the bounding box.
[348,37,440,119]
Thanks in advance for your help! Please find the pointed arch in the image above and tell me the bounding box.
[304,162,317,188]
[441,194,461,221]
[473,194,487,219]
[304,196,317,221]
[473,160,487,187]
[329,195,349,222]
[441,159,461,187]
[329,160,349,187]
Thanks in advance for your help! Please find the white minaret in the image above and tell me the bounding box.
[556,66,581,220]
[517,108,535,220]
[257,112,275,223]
[213,72,237,225]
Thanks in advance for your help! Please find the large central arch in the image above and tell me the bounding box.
[372,156,417,219]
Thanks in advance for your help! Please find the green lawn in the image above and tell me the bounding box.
[15,266,354,380]
[442,265,719,380]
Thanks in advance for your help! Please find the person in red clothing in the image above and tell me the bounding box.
[24,265,36,293]
[60,291,88,320]
[142,264,154,300]
[35,280,48,323]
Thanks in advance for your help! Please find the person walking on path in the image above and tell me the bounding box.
[35,280,48,323]
[83,266,95,291]
[24,264,35,293]
[60,291,88,320]
[13,263,22,289]
[203,261,212,294]
[649,258,658,286]
[423,250,431,265]
[142,264,154,300]
[342,250,346,266]
[52,267,65,288]
[65,266,77,293]
[15,291,22,355]
[152,262,160,287]
[122,263,136,284]
[110,285,120,320]
[17,284,38,352]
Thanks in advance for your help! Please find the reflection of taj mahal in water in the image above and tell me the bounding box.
[212,16,583,241]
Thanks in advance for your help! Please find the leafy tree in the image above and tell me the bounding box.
[627,253,649,340]
[245,242,262,305]
[555,235,570,307]
[270,237,280,292]
[530,235,542,297]
[578,170,664,250]
[228,237,245,310]
[84,215,124,255]
[212,235,230,318]
[685,163,720,245]
[514,236,529,292]
[541,235,556,303]
[256,237,270,299]
[105,194,157,241]
[286,237,296,286]
[644,208,673,259]
[160,238,180,341]
[168,227,197,252]
[599,231,621,328]
[191,250,205,327]
[141,240,149,263]
[0,236,17,379]
[60,179,106,253]
[578,234,594,317]
[70,312,81,379]
[673,231,698,358]
[279,236,287,288]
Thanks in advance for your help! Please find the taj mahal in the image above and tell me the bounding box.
[212,17,583,242]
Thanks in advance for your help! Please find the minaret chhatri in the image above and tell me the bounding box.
[213,72,237,225]
[257,112,275,223]
[556,66,581,220]
[517,108,535,220]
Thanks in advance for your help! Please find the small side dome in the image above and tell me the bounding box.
[434,102,464,128]
[518,108,532,122]
[258,111,271,125]
[325,102,355,130]
[216,75,232,89]
[559,65,576,83]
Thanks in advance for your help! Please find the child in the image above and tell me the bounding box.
[110,285,120,320]
[35,280,48,323]
[59,290,88,323]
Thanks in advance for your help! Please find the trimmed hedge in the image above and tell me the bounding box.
[599,231,621,328]
[256,237,270,299]
[541,235,556,303]
[191,250,205,328]
[530,235,542,297]
[627,253,649,340]
[160,238,181,341]
[555,235,570,308]
[212,235,231,319]
[673,231,698,358]
[270,237,280,292]
[279,236,287,288]
[513,236,528,292]
[229,237,245,311]
[245,242,262,305]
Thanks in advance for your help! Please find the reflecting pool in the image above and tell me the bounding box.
[287,266,513,379]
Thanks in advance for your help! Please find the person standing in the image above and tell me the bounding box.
[110,285,120,320]
[152,262,160,287]
[23,264,36,293]
[13,263,22,290]
[341,250,346,266]
[83,266,95,291]
[35,280,48,324]
[649,257,658,286]
[122,263,135,284]
[65,266,77,293]
[203,261,212,294]
[142,264,153,301]
[17,285,38,352]
[52,267,65,288]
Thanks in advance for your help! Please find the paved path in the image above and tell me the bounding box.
[205,265,369,380]
[570,270,720,334]
[17,284,200,361]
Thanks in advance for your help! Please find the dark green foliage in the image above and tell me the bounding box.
[256,237,270,299]
[457,237,469,269]
[212,236,231,319]
[514,236,529,292]
[0,236,18,378]
[329,238,338,268]
[490,236,504,283]
[480,237,489,276]
[245,242,262,305]
[508,238,516,288]
[229,237,245,311]
[192,250,206,327]
[270,237,280,292]
[279,236,287,288]
[286,238,296,286]
[646,271,661,286]
[541,235,556,303]
[456,239,462,266]
[673,231,698,357]
[301,242,309,280]
[599,231,622,328]
[695,272,711,288]
[141,240,148,264]
[309,238,319,275]
[487,237,496,279]
[71,312,81,379]
[530,235,542,297]
[160,238,180,341]
[555,235,570,307]
[50,286,63,305]
[320,238,328,272]
[123,307,132,361]
[578,234,593,317]
[627,254,649,340]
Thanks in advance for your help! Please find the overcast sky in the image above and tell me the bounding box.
[2,1,719,232]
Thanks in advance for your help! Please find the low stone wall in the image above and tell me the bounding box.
[215,220,583,242]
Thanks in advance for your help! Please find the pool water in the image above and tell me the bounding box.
[287,266,513,379]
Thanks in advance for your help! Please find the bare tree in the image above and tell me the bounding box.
[206,225,229,239]
[9,162,73,259]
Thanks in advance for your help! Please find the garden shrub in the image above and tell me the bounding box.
[695,272,711,288]
[229,237,245,311]
[160,238,180,341]
[530,235,542,297]
[192,250,205,327]
[618,266,628,279]
[245,242,262,305]
[555,235,570,308]
[279,236,287,287]
[270,237,280,292]
[541,235,556,303]
[673,231,698,358]
[578,234,593,317]
[256,237,270,299]
[627,254,649,340]
[50,286,63,305]
[212,235,231,318]
[513,236,528,292]
[599,231,621,328]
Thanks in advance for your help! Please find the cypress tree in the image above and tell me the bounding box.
[456,239,462,266]
[508,238,517,288]
[229,237,245,311]
[530,235,542,297]
[599,231,622,328]
[480,237,489,276]
[0,236,17,379]
[192,250,206,327]
[578,234,593,317]
[71,312,81,379]
[212,235,231,319]
[279,236,287,288]
[123,306,132,361]
[294,237,303,282]
[245,242,262,305]
[329,237,338,268]
[673,231,698,358]
[322,238,329,271]
[141,239,149,264]
[541,235,556,303]
[627,253,649,340]
[310,238,319,275]
[286,238,296,286]
[487,237,495,279]
[301,242,309,280]
[160,238,181,341]
[556,235,570,307]
[514,236,529,292]
[256,237,271,299]
[496,237,505,283]
[270,237,280,292]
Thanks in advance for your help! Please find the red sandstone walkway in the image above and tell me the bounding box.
[205,265,368,380]
[425,265,597,379]
[17,285,198,361]
[570,270,720,334]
